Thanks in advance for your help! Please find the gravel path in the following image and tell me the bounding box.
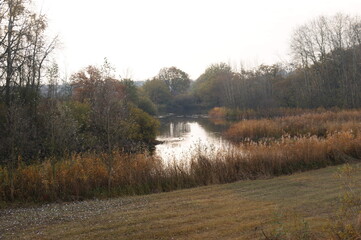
[0,197,149,239]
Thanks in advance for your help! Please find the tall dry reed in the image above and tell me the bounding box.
[226,110,361,142]
[208,107,336,120]
[1,131,360,204]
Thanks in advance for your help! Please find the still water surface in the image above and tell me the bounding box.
[155,116,237,163]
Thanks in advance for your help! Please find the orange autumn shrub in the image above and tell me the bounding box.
[208,107,228,118]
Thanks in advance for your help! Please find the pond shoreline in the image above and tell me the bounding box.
[154,115,236,163]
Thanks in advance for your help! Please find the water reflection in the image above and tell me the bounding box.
[155,117,236,163]
[165,122,190,138]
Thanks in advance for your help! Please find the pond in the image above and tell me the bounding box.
[155,116,238,164]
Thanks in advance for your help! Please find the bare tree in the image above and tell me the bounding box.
[0,0,57,200]
[291,13,361,108]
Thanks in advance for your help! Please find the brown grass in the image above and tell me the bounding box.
[188,131,361,184]
[1,130,360,204]
[208,106,335,120]
[0,153,167,203]
[225,109,361,142]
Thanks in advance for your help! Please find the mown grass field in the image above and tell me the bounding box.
[2,163,360,240]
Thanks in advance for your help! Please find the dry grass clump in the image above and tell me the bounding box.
[187,131,361,186]
[0,152,166,203]
[226,109,361,142]
[225,119,282,142]
[208,106,333,120]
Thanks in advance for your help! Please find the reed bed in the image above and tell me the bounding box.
[208,107,335,120]
[1,130,360,204]
[225,109,361,142]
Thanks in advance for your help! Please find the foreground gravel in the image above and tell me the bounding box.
[0,197,149,239]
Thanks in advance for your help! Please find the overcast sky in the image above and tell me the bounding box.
[35,0,361,80]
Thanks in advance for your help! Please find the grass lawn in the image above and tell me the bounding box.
[2,163,360,240]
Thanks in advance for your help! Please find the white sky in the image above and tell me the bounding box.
[35,0,361,80]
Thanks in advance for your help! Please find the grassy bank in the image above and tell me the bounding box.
[1,163,361,239]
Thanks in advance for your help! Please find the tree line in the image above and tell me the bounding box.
[142,13,361,113]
